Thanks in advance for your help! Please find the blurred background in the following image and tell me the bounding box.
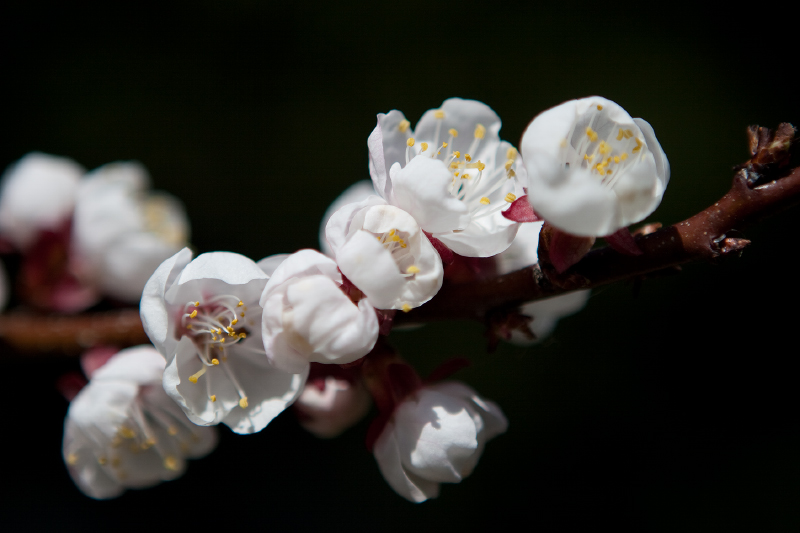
[1,2,798,531]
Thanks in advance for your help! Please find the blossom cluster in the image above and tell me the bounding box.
[1,96,668,502]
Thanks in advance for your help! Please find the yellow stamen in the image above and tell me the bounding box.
[194,301,200,306]
[66,453,78,465]
[507,169,516,178]
[452,150,461,158]
[586,127,598,142]
[465,154,472,162]
[164,456,179,471]
[624,129,633,139]
[238,333,247,339]
[584,154,594,161]
[434,110,445,119]
[398,119,410,133]
[442,142,448,148]
[401,303,412,313]
[597,104,603,110]
[480,197,491,205]
[189,365,207,384]
[210,395,217,402]
[406,138,415,147]
[613,156,620,164]
[186,324,193,330]
[598,141,611,155]
[239,397,249,409]
[219,337,225,343]
[505,193,517,203]
[231,318,238,325]
[189,310,197,318]
[448,128,458,138]
[506,147,517,160]
[211,358,220,365]
[620,152,629,161]
[476,161,485,171]
[420,142,428,152]
[505,160,514,170]
[616,128,625,141]
[474,123,486,139]
[119,426,136,439]
[632,138,643,152]
[237,300,244,307]
[406,265,420,274]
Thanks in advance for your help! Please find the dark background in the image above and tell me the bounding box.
[1,2,798,531]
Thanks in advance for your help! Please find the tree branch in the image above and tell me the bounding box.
[1,124,797,353]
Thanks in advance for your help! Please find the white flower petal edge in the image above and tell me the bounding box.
[295,376,372,438]
[260,250,379,374]
[319,180,376,257]
[373,381,508,503]
[72,161,190,303]
[141,248,306,435]
[521,96,669,237]
[496,221,589,344]
[368,98,527,257]
[0,152,84,249]
[326,197,443,310]
[63,345,217,499]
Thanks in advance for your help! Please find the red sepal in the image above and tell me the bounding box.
[423,231,454,266]
[501,195,540,223]
[547,227,595,273]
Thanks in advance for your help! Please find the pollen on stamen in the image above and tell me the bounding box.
[119,426,136,439]
[586,127,598,142]
[613,156,620,164]
[597,104,603,110]
[633,138,643,152]
[194,301,200,306]
[189,310,197,318]
[442,142,448,148]
[620,153,629,160]
[505,193,517,203]
[453,151,461,158]
[406,138,415,147]
[421,142,428,152]
[506,147,517,160]
[211,358,220,365]
[231,318,238,325]
[406,265,420,274]
[476,161,485,171]
[238,332,247,339]
[434,110,445,119]
[507,169,516,178]
[599,141,612,155]
[239,397,249,409]
[505,160,514,170]
[474,123,486,139]
[210,395,217,402]
[401,303,412,313]
[480,197,491,205]
[465,154,472,162]
[164,456,179,471]
[616,128,625,141]
[448,128,458,138]
[398,120,410,133]
[189,365,207,384]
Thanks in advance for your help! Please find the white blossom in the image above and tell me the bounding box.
[368,98,527,257]
[140,248,305,434]
[294,375,372,438]
[260,249,379,374]
[521,96,669,237]
[0,152,83,250]
[373,381,507,503]
[63,345,217,499]
[71,161,190,303]
[326,197,443,311]
[496,221,589,343]
[319,180,375,257]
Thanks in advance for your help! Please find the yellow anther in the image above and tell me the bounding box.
[401,303,412,313]
[215,328,222,334]
[391,234,400,242]
[231,318,238,325]
[398,120,410,133]
[465,154,472,162]
[189,365,207,383]
[620,152,628,160]
[476,161,486,171]
[119,426,136,439]
[606,169,613,174]
[442,142,448,148]
[66,453,78,466]
[211,336,217,341]
[164,456,179,471]
[584,154,594,161]
[189,310,197,318]
[236,300,243,307]
[624,129,633,138]
[507,169,516,178]
[406,137,415,147]
[210,395,217,402]
[421,142,428,152]
[186,324,193,330]
[239,312,245,318]
[454,171,460,177]
[400,242,407,248]
[219,337,225,343]
[480,197,491,205]
[406,265,420,274]
[632,138,643,152]
[388,229,395,235]
[167,426,178,436]
[586,127,598,142]
[239,397,249,409]
[613,156,620,164]
[505,160,514,170]
[98,456,107,466]
[448,128,458,138]
[142,438,156,449]
[194,301,200,306]
[506,147,517,160]
[505,193,517,203]
[434,110,445,119]
[227,327,235,335]
[598,141,611,155]
[617,128,625,141]
[597,104,603,110]
[453,150,461,158]
[474,123,486,139]
[238,332,247,339]
[211,358,220,365]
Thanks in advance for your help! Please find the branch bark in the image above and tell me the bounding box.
[1,123,797,353]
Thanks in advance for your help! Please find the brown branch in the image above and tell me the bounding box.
[0,123,797,353]
[400,123,800,323]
